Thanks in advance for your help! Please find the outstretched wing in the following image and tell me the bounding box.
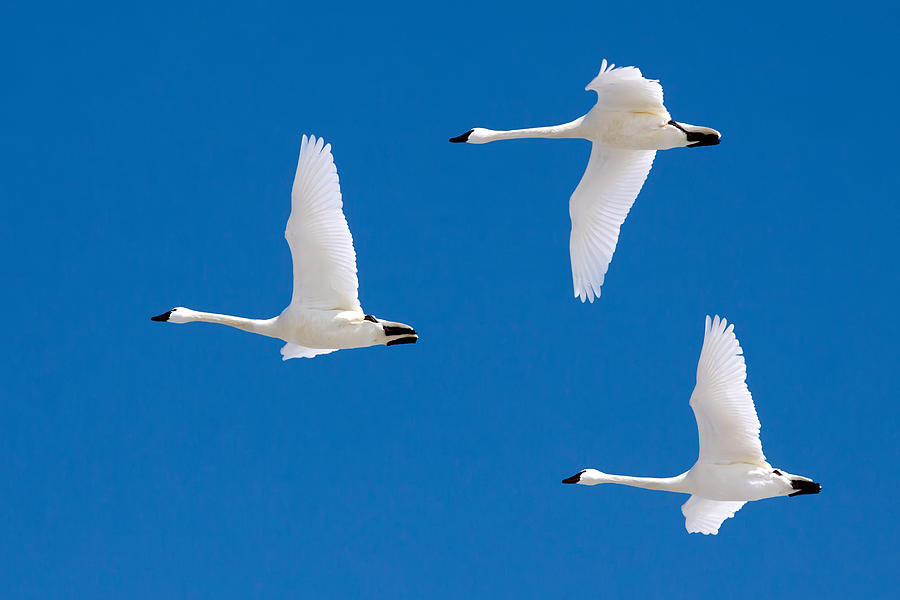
[569,145,656,302]
[681,495,746,535]
[585,59,668,116]
[286,135,362,312]
[689,315,767,465]
[281,343,338,360]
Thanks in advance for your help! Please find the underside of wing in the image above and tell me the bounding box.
[286,135,362,312]
[585,59,667,116]
[689,315,767,464]
[569,145,656,302]
[281,343,338,360]
[681,495,746,535]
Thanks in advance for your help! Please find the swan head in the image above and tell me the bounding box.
[448,128,494,144]
[151,307,195,324]
[561,468,606,485]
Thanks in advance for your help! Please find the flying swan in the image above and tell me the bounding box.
[151,135,418,359]
[562,316,821,535]
[450,60,721,302]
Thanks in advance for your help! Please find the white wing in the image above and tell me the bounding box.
[569,146,656,302]
[286,135,362,312]
[585,59,668,117]
[681,495,746,535]
[689,315,767,465]
[281,343,338,361]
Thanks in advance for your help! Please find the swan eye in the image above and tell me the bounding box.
[773,469,783,476]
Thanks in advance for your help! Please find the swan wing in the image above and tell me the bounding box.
[689,315,767,465]
[585,59,667,116]
[569,146,656,302]
[681,495,746,535]
[281,343,338,360]
[286,135,362,312]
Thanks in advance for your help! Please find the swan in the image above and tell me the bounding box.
[151,134,418,359]
[562,316,821,535]
[450,59,721,302]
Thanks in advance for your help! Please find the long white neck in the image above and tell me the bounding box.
[586,471,690,493]
[175,309,279,338]
[474,117,586,142]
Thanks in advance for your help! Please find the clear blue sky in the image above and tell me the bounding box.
[2,1,898,598]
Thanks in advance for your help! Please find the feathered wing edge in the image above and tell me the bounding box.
[281,342,338,360]
[569,147,657,302]
[682,495,746,535]
[690,315,767,465]
[584,59,666,115]
[286,134,362,313]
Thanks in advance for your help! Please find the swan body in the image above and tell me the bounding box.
[562,316,821,535]
[151,135,418,359]
[451,60,721,302]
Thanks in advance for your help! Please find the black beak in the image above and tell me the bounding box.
[449,129,473,143]
[151,310,173,322]
[562,470,585,484]
[687,132,721,147]
[788,479,822,497]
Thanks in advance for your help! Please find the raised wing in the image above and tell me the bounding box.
[286,135,362,312]
[689,315,767,465]
[585,59,668,117]
[569,145,656,302]
[681,495,746,535]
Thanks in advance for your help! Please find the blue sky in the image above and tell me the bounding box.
[2,1,898,598]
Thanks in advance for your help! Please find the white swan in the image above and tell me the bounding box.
[450,60,721,302]
[562,316,821,535]
[151,135,418,359]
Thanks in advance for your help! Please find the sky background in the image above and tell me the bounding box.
[2,1,898,598]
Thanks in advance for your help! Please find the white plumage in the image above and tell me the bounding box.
[151,135,417,359]
[562,316,821,535]
[691,315,766,465]
[451,59,722,302]
[569,147,656,302]
[585,59,666,114]
[287,136,361,313]
[681,496,746,536]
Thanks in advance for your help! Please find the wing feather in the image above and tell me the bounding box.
[585,59,668,116]
[689,316,767,465]
[281,343,338,360]
[681,495,746,535]
[286,135,362,312]
[569,146,656,302]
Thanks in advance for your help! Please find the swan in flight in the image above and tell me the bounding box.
[151,135,418,359]
[450,60,721,302]
[562,316,821,535]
